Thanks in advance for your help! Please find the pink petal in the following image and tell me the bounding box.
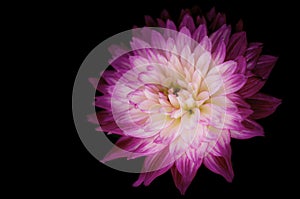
[103,136,166,162]
[151,30,166,49]
[142,148,174,175]
[226,32,247,60]
[206,7,216,22]
[94,95,111,109]
[179,14,196,33]
[234,56,247,74]
[144,15,156,26]
[176,27,192,53]
[209,25,231,52]
[169,136,191,160]
[196,15,206,25]
[156,18,165,28]
[171,155,203,195]
[205,75,222,95]
[199,36,212,52]
[215,60,237,77]
[238,76,266,98]
[252,55,278,79]
[166,19,177,30]
[133,165,172,187]
[230,119,264,139]
[224,74,247,94]
[228,93,253,119]
[154,119,181,144]
[245,42,263,70]
[210,13,226,31]
[212,41,226,65]
[192,24,207,43]
[204,153,234,182]
[210,130,231,157]
[195,51,211,76]
[246,93,281,119]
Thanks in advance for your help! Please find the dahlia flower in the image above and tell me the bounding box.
[89,8,281,194]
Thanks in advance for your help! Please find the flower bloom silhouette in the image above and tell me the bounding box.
[88,8,281,194]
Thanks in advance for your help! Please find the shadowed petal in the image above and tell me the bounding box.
[210,13,226,31]
[245,42,263,70]
[133,165,172,187]
[204,132,234,182]
[179,14,196,33]
[171,154,203,195]
[210,25,231,52]
[192,24,207,43]
[252,55,278,79]
[226,32,247,60]
[247,93,282,119]
[238,76,266,98]
[145,15,156,26]
[230,119,264,139]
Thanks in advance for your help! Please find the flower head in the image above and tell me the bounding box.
[89,7,281,194]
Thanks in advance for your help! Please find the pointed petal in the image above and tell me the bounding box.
[94,95,111,109]
[245,42,263,70]
[145,15,156,26]
[160,9,170,20]
[176,27,192,53]
[205,74,222,95]
[252,55,278,79]
[210,13,226,31]
[224,74,247,94]
[246,93,281,119]
[196,15,206,25]
[206,7,216,22]
[226,32,247,60]
[204,133,233,183]
[195,51,211,76]
[212,41,226,65]
[179,14,196,33]
[143,148,174,173]
[199,36,212,52]
[166,19,176,30]
[228,93,253,119]
[234,56,247,74]
[171,155,202,195]
[204,153,234,182]
[214,60,237,77]
[238,76,266,98]
[156,18,165,28]
[133,165,172,187]
[192,24,207,43]
[151,30,166,49]
[230,119,264,139]
[102,136,166,162]
[235,19,243,32]
[209,25,231,52]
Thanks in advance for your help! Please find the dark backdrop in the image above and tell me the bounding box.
[60,0,296,197]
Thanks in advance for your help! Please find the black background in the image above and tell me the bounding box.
[52,0,297,197]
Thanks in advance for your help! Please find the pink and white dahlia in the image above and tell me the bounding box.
[89,8,281,194]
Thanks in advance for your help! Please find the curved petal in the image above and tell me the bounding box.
[171,154,203,195]
[246,92,281,119]
[204,132,234,182]
[226,32,247,60]
[203,153,234,182]
[230,119,264,139]
[252,55,278,79]
[179,14,195,33]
